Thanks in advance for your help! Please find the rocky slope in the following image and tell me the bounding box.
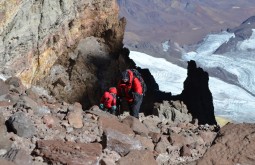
[0,0,255,165]
[0,77,219,165]
[0,0,126,108]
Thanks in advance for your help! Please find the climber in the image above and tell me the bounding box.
[99,87,117,115]
[117,69,146,118]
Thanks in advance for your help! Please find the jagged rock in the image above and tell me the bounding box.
[99,116,134,137]
[169,127,182,134]
[155,135,170,154]
[101,149,121,164]
[198,131,217,147]
[135,135,154,151]
[153,101,192,124]
[148,132,161,143]
[197,123,255,165]
[169,133,186,147]
[177,60,217,125]
[66,102,83,129]
[14,95,51,116]
[117,150,157,165]
[180,145,192,157]
[104,128,142,156]
[6,112,36,138]
[156,153,171,165]
[122,116,149,136]
[1,148,32,165]
[142,116,161,134]
[35,140,102,165]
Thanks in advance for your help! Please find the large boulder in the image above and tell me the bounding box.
[122,116,149,136]
[35,140,102,165]
[197,123,255,165]
[6,112,36,138]
[117,150,157,165]
[66,102,83,129]
[98,116,134,137]
[103,128,142,156]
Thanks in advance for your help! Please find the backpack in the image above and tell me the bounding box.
[130,69,147,95]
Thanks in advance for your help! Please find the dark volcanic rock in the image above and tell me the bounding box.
[6,112,36,138]
[175,60,217,125]
[198,123,255,165]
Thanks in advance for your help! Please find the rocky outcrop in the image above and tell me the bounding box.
[0,0,126,107]
[197,123,255,165]
[174,60,217,125]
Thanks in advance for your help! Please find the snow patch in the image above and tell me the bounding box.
[162,41,170,52]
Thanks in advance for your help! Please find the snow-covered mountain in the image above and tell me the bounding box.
[130,51,255,123]
[183,30,255,97]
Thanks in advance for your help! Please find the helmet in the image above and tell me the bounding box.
[109,87,117,94]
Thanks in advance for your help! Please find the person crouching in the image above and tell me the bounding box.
[99,87,117,115]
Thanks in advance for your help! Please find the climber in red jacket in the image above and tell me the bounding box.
[117,69,143,118]
[99,87,117,115]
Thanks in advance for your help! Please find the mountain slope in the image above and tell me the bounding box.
[118,0,255,45]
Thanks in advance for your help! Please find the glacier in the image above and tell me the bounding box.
[130,51,255,123]
[183,30,255,96]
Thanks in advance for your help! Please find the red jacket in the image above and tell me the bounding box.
[117,69,143,103]
[100,91,116,109]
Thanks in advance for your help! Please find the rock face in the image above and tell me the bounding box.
[175,60,217,125]
[198,123,255,165]
[0,0,126,107]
